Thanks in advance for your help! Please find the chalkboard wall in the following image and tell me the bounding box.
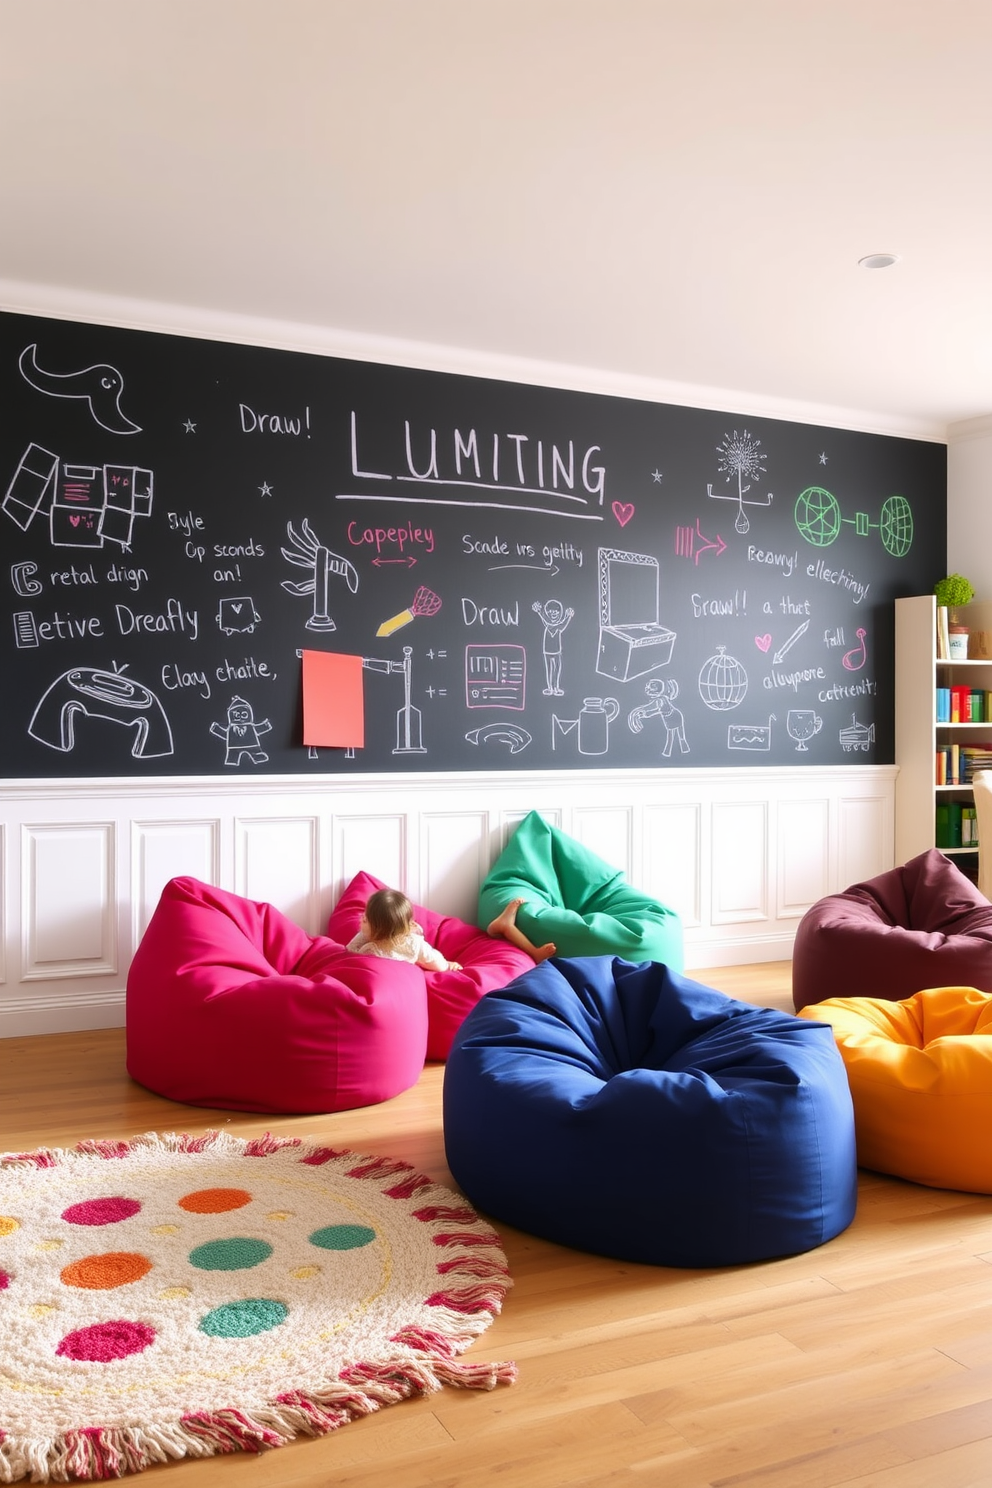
[1,311,946,777]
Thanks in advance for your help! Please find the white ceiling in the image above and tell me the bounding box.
[2,0,991,440]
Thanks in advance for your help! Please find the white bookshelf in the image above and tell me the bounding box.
[895,594,992,866]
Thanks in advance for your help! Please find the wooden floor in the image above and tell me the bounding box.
[3,963,992,1487]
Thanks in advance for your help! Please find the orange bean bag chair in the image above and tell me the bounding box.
[797,986,992,1193]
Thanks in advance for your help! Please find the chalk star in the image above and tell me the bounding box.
[818,452,829,464]
[259,481,273,497]
[651,469,664,483]
[183,419,196,433]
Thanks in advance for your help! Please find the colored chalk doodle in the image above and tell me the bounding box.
[794,486,913,556]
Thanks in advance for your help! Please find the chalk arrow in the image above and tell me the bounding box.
[372,556,417,568]
[693,518,727,563]
[772,619,809,663]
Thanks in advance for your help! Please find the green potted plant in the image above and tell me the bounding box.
[935,574,976,658]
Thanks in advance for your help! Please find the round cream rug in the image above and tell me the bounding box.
[0,1130,515,1481]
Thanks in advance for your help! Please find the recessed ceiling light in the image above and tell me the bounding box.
[858,253,900,269]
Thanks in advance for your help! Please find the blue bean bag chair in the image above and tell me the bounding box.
[477,811,683,966]
[444,957,857,1267]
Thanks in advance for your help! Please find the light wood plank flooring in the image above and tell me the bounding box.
[3,963,991,1487]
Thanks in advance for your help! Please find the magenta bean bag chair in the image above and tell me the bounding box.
[792,849,992,1012]
[326,871,535,1060]
[126,875,427,1114]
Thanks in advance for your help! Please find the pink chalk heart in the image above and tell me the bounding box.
[612,501,635,527]
[755,634,772,652]
[69,515,80,527]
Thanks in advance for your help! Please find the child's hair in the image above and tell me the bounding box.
[363,888,414,943]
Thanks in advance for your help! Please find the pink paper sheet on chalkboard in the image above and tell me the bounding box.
[302,649,365,747]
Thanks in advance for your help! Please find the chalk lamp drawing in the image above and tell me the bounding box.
[698,646,748,710]
[377,585,442,637]
[708,430,772,535]
[533,598,574,695]
[363,647,427,754]
[19,344,141,434]
[794,487,913,556]
[596,547,676,682]
[787,709,823,752]
[281,520,359,631]
[210,696,272,765]
[553,696,619,756]
[29,665,174,759]
[627,678,689,757]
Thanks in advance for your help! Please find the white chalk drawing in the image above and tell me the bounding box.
[29,665,174,758]
[842,627,868,671]
[674,516,727,564]
[840,713,876,753]
[217,596,262,635]
[532,598,574,695]
[628,679,689,757]
[364,646,427,754]
[19,344,142,434]
[11,562,42,597]
[795,487,913,557]
[3,444,153,548]
[210,696,272,765]
[281,520,359,631]
[727,716,776,751]
[465,722,532,754]
[596,547,676,682]
[465,645,526,709]
[772,619,809,663]
[708,429,772,535]
[787,709,823,752]
[377,584,442,637]
[553,696,619,756]
[698,646,748,710]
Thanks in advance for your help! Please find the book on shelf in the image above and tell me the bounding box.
[937,605,950,660]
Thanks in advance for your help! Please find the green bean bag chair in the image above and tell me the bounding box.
[478,810,683,966]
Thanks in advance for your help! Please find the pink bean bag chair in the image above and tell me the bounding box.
[792,849,992,1012]
[326,871,535,1060]
[126,876,427,1114]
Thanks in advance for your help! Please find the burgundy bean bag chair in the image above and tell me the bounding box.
[792,849,992,1012]
[126,876,427,1114]
[326,871,535,1060]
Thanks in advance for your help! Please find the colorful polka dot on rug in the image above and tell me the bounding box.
[0,1128,515,1482]
[56,1319,157,1362]
[188,1236,274,1270]
[61,1197,141,1226]
[199,1297,289,1338]
[60,1252,152,1290]
[177,1186,252,1213]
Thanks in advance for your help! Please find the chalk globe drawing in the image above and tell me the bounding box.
[699,646,748,710]
[795,486,841,547]
[880,494,914,557]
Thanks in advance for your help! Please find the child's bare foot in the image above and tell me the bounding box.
[532,942,556,963]
[488,897,525,937]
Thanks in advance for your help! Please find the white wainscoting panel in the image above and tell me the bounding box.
[0,765,897,1036]
[21,822,116,979]
[710,800,768,924]
[131,818,220,941]
[235,816,320,931]
[777,797,831,918]
[641,802,702,929]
